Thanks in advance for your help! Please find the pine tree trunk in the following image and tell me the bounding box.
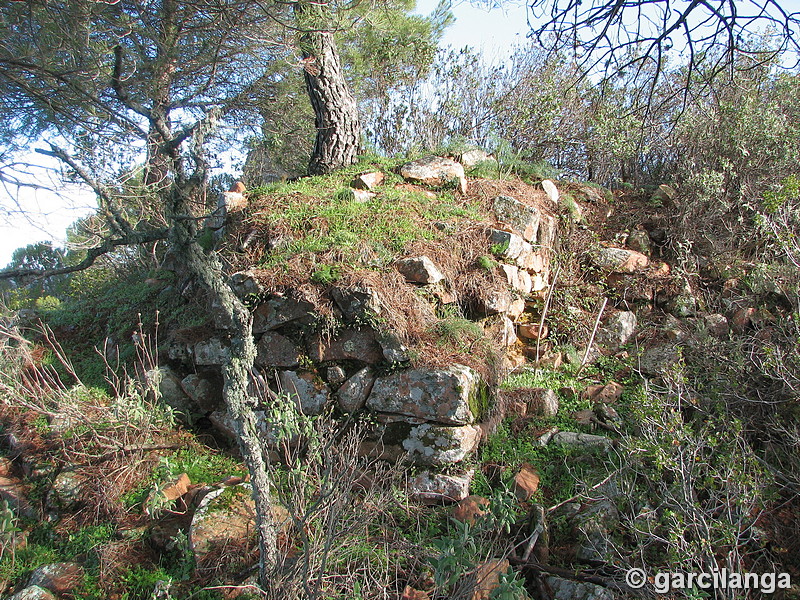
[301,27,361,175]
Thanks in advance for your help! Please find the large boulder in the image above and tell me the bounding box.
[367,366,484,425]
[399,156,467,194]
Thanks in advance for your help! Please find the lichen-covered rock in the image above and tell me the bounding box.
[703,313,729,338]
[190,484,289,567]
[331,285,382,322]
[597,311,637,349]
[493,195,541,242]
[408,469,474,504]
[543,576,614,600]
[551,431,611,448]
[279,370,330,415]
[307,328,384,364]
[48,469,83,510]
[400,155,467,194]
[252,293,315,333]
[254,332,302,368]
[402,423,482,466]
[326,366,347,388]
[8,586,57,600]
[229,270,263,298]
[367,365,484,425]
[572,499,619,564]
[193,338,230,366]
[639,345,681,376]
[28,562,85,596]
[362,419,481,465]
[181,373,223,412]
[336,367,375,413]
[377,331,411,363]
[395,256,445,284]
[591,247,649,272]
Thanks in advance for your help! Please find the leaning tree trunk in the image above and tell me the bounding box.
[300,25,361,175]
[166,182,279,590]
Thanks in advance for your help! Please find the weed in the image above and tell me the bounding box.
[428,307,484,352]
[0,499,20,561]
[476,255,497,270]
[31,414,50,434]
[310,264,341,285]
[490,240,510,256]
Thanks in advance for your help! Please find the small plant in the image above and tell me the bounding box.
[0,499,20,560]
[31,414,50,434]
[310,264,340,285]
[476,255,498,270]
[429,308,484,351]
[490,240,510,256]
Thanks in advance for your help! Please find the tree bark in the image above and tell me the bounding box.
[169,217,279,587]
[300,24,361,175]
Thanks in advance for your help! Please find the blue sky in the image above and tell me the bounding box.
[0,2,531,266]
[415,0,529,60]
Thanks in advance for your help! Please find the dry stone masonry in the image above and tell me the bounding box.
[163,154,562,480]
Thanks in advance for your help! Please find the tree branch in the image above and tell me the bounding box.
[0,228,170,282]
